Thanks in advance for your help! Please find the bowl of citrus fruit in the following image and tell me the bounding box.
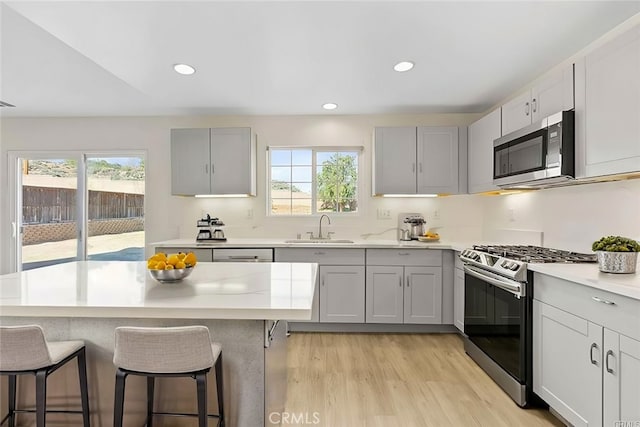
[147,252,197,283]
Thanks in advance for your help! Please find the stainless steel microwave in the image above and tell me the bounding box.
[493,111,575,188]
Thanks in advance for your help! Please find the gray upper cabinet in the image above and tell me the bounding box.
[373,126,460,195]
[171,127,256,196]
[575,24,640,178]
[417,126,459,194]
[171,128,211,195]
[468,108,501,194]
[501,65,574,135]
[373,126,417,194]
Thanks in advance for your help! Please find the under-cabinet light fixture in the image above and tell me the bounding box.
[322,103,338,110]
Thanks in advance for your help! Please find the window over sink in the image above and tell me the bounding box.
[268,147,361,216]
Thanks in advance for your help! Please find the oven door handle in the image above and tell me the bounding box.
[463,265,524,298]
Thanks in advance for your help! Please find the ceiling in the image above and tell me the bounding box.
[1,1,639,118]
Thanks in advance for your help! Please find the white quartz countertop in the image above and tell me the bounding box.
[528,262,640,301]
[0,261,317,320]
[151,238,469,251]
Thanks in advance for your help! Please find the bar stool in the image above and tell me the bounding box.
[112,325,224,427]
[0,325,90,427]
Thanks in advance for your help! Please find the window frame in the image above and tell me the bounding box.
[267,146,363,217]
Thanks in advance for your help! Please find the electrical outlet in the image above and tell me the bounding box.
[377,209,392,220]
[508,208,516,222]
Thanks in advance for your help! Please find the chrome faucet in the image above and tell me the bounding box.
[318,214,331,239]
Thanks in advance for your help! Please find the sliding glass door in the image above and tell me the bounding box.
[19,157,80,270]
[86,156,145,262]
[12,153,145,271]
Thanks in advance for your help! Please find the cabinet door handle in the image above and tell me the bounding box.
[606,350,614,374]
[532,98,537,113]
[321,276,325,287]
[211,164,215,174]
[412,163,416,173]
[592,296,616,305]
[399,276,402,287]
[590,343,599,366]
[205,164,209,174]
[419,163,423,173]
[407,276,411,288]
[313,251,326,256]
[398,252,410,256]
[525,102,530,116]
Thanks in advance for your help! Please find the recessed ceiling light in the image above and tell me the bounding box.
[322,103,338,110]
[173,63,196,75]
[393,61,414,72]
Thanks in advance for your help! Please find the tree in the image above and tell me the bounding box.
[317,153,357,212]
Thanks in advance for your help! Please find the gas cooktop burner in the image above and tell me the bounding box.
[472,245,597,263]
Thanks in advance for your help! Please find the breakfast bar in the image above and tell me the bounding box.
[0,261,317,427]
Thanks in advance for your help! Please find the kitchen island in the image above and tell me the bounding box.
[0,261,317,427]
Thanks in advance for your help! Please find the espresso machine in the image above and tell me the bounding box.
[398,213,426,240]
[196,214,227,242]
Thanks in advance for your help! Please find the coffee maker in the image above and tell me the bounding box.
[196,214,227,242]
[398,213,426,240]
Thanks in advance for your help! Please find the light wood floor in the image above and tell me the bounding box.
[285,333,565,427]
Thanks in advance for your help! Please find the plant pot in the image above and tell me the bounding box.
[596,251,638,274]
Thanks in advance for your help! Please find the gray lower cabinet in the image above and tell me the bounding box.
[453,264,464,332]
[533,300,602,427]
[533,272,640,427]
[366,266,404,323]
[403,266,442,324]
[603,329,640,427]
[319,265,365,323]
[365,249,443,325]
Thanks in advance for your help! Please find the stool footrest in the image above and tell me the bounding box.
[151,411,222,418]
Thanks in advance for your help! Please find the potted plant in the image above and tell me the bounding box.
[592,236,640,274]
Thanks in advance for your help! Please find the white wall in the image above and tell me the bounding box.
[0,113,481,273]
[479,179,640,253]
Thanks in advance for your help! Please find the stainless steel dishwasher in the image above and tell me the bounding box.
[211,248,274,262]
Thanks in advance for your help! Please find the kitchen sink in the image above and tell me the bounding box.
[284,239,355,244]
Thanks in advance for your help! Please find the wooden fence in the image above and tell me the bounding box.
[22,186,144,224]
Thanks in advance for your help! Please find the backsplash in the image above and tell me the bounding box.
[480,179,640,253]
[178,178,639,253]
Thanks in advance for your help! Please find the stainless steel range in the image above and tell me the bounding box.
[459,245,596,407]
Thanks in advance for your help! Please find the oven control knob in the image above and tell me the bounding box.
[510,263,519,271]
[472,253,481,261]
[501,261,509,268]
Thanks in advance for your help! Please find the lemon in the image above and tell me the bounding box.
[175,261,186,269]
[177,252,187,260]
[167,254,180,266]
[147,260,157,270]
[155,261,166,270]
[165,264,174,270]
[184,252,197,266]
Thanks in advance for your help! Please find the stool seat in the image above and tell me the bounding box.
[0,325,90,427]
[112,325,224,427]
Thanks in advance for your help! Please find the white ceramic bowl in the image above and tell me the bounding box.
[148,267,194,283]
